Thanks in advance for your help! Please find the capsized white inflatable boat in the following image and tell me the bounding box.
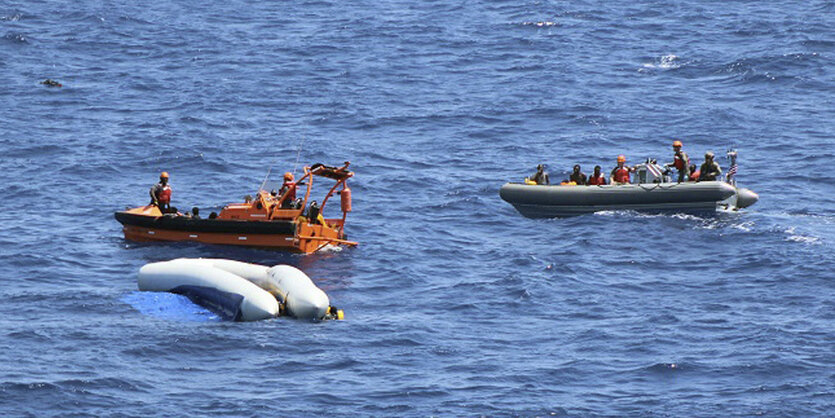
[501,152,758,218]
[137,258,343,321]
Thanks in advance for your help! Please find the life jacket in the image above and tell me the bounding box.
[281,181,296,201]
[673,151,688,170]
[689,170,700,181]
[613,167,630,183]
[588,174,605,185]
[158,185,172,203]
[560,181,577,186]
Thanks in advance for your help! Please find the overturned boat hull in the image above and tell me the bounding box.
[499,181,757,218]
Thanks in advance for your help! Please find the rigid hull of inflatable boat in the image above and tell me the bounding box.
[499,181,743,218]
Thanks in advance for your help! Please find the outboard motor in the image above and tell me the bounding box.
[634,158,668,184]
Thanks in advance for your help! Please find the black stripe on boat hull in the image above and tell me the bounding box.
[114,212,296,235]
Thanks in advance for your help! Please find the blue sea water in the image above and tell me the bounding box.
[1,0,834,415]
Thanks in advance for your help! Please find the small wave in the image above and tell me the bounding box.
[2,32,27,43]
[641,54,682,70]
[520,21,557,28]
[316,244,343,253]
[783,227,820,244]
[1,13,22,21]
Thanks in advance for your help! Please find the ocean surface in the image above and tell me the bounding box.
[1,0,834,415]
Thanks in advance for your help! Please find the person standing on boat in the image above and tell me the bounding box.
[610,155,634,185]
[530,164,550,185]
[698,152,722,181]
[279,172,297,208]
[569,165,587,185]
[664,140,690,183]
[587,165,606,185]
[150,172,172,212]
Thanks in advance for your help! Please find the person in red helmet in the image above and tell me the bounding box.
[149,171,173,212]
[609,155,634,185]
[664,140,690,183]
[279,172,297,208]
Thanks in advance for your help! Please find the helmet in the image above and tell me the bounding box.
[705,151,714,159]
[672,140,683,147]
[160,171,169,178]
[617,155,626,163]
[284,172,294,181]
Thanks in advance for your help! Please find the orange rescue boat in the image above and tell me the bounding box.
[115,162,357,253]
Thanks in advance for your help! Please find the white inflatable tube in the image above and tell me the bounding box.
[267,265,331,320]
[138,259,279,321]
[187,258,331,320]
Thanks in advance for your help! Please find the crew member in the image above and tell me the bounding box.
[609,155,634,185]
[698,152,722,181]
[664,140,690,183]
[279,172,297,208]
[587,165,606,185]
[569,165,587,185]
[530,164,550,185]
[149,171,172,212]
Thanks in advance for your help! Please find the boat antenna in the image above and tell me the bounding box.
[258,166,272,192]
[292,136,306,175]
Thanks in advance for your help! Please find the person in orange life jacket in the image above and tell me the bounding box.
[587,165,606,185]
[279,172,297,208]
[664,140,690,183]
[688,163,699,181]
[531,164,550,185]
[149,171,172,211]
[609,155,635,185]
[698,151,722,181]
[569,164,587,185]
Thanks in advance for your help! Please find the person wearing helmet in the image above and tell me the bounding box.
[530,164,550,185]
[149,171,173,212]
[610,155,635,185]
[664,140,690,183]
[279,172,297,208]
[698,151,722,181]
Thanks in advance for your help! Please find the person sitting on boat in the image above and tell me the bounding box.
[610,155,635,185]
[279,172,297,208]
[587,165,606,185]
[530,164,550,185]
[569,164,587,185]
[698,152,722,181]
[688,163,699,181]
[664,140,690,183]
[149,171,173,212]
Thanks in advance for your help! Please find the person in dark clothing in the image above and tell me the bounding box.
[149,172,172,211]
[569,165,587,185]
[530,164,550,185]
[698,152,722,181]
[587,165,606,185]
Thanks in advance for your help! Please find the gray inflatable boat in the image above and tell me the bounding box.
[500,153,758,218]
[500,181,759,218]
